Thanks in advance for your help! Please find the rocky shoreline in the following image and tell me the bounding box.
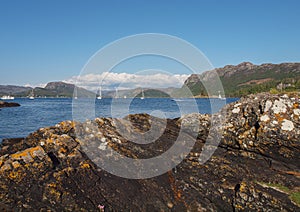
[0,93,299,211]
[0,101,20,108]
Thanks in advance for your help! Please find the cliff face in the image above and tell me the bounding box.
[0,93,299,211]
[183,62,300,97]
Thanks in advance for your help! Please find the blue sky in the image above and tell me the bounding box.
[1,0,300,86]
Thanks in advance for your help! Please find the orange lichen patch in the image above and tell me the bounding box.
[47,182,57,188]
[59,120,76,131]
[235,204,244,210]
[11,150,30,159]
[59,148,67,154]
[11,161,21,169]
[0,163,11,172]
[274,114,285,123]
[32,162,44,169]
[11,150,32,162]
[293,102,299,109]
[10,146,45,163]
[80,162,91,169]
[46,133,63,143]
[167,170,188,208]
[63,167,74,176]
[272,169,300,177]
[8,171,19,179]
[48,187,61,201]
[0,158,4,167]
[8,169,25,181]
[168,170,181,202]
[53,170,65,181]
[285,171,300,176]
[67,150,79,158]
[45,138,54,144]
[239,181,247,192]
[191,161,199,166]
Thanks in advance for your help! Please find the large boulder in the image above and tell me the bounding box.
[0,101,20,108]
[220,93,300,167]
[0,93,299,211]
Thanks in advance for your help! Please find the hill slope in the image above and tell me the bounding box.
[183,62,300,97]
[42,81,95,97]
[0,82,95,98]
[0,85,32,96]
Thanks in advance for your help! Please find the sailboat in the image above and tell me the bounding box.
[74,87,78,99]
[96,86,102,99]
[29,89,34,100]
[218,91,226,100]
[115,88,119,98]
[140,88,145,100]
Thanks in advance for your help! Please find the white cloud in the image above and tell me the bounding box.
[24,83,47,88]
[64,72,188,91]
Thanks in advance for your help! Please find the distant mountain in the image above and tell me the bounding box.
[0,81,179,98]
[42,81,95,97]
[0,85,32,96]
[182,62,300,97]
[0,81,95,98]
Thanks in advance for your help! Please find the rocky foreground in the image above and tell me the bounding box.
[0,93,300,211]
[0,101,20,108]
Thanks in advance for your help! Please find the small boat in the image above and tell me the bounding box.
[96,86,102,99]
[115,88,119,98]
[1,95,14,100]
[218,91,226,100]
[74,87,78,99]
[29,89,34,100]
[140,88,145,100]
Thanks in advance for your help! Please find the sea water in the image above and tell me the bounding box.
[0,97,238,141]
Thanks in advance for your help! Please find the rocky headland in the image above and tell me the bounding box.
[0,93,299,211]
[183,62,300,97]
[0,101,20,108]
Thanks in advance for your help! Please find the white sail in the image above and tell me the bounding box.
[140,88,145,100]
[74,87,78,99]
[97,86,102,99]
[29,89,34,100]
[115,88,119,98]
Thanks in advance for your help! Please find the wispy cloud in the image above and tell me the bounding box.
[64,72,188,91]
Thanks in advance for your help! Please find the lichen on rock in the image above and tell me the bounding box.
[0,93,299,211]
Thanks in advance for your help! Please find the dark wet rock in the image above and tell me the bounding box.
[0,93,299,211]
[0,101,20,108]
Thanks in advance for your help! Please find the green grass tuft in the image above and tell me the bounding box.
[265,183,290,193]
[290,192,300,206]
[256,181,300,206]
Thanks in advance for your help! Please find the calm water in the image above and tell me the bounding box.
[0,98,238,141]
